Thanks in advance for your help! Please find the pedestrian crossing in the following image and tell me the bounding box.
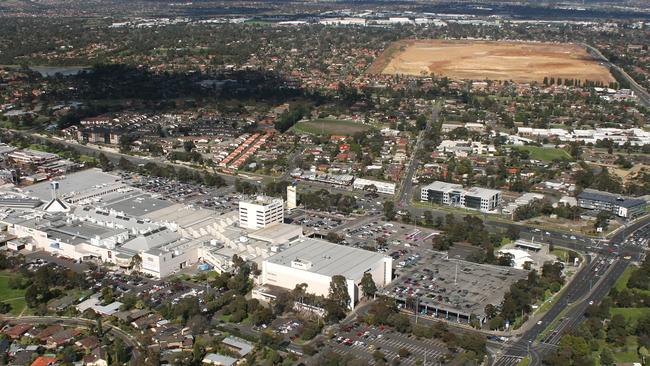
[379,336,445,359]
[327,336,446,365]
[494,354,523,366]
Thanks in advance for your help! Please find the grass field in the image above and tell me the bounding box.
[508,145,573,161]
[615,266,635,291]
[0,271,27,315]
[517,357,530,366]
[611,307,650,327]
[613,336,642,363]
[372,39,614,83]
[292,119,371,136]
[550,248,572,262]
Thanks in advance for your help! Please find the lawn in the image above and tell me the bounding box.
[0,271,27,315]
[613,336,642,363]
[611,307,650,327]
[517,357,530,366]
[292,118,371,136]
[614,266,635,291]
[613,265,650,296]
[550,248,572,262]
[508,145,572,161]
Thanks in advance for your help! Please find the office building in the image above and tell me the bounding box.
[420,181,501,212]
[577,189,646,219]
[287,184,297,209]
[238,196,284,230]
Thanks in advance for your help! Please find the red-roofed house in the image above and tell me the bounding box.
[35,325,63,341]
[30,355,58,366]
[4,323,32,339]
[76,336,100,350]
[47,328,82,348]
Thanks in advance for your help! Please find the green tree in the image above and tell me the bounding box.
[360,272,377,299]
[329,275,350,309]
[98,152,113,171]
[595,211,611,231]
[129,254,142,272]
[600,347,614,366]
[183,140,195,152]
[383,201,396,221]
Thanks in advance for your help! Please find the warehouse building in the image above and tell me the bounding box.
[420,181,501,212]
[353,178,396,195]
[261,238,392,309]
[577,189,646,219]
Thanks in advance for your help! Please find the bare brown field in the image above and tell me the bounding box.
[373,39,615,83]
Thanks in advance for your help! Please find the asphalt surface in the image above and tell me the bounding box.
[491,218,650,366]
[583,43,650,107]
[397,106,439,207]
[5,129,264,187]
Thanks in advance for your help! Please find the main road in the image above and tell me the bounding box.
[2,128,265,187]
[491,220,649,366]
[397,105,439,207]
[583,43,650,107]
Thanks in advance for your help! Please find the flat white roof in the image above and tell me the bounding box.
[248,223,302,242]
[421,181,463,192]
[24,168,122,202]
[265,238,389,280]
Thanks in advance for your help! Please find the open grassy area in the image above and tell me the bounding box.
[0,271,27,316]
[508,145,573,161]
[614,266,635,291]
[551,248,572,262]
[611,307,650,327]
[292,118,371,136]
[517,357,530,366]
[613,336,642,363]
[375,39,614,83]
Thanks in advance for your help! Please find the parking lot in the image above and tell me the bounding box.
[289,212,345,234]
[325,323,449,365]
[380,252,528,324]
[123,173,236,211]
[354,192,386,215]
[338,220,439,274]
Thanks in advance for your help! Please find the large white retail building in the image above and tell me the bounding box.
[261,238,393,309]
[0,169,302,278]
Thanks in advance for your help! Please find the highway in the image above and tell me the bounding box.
[583,43,650,107]
[491,219,650,366]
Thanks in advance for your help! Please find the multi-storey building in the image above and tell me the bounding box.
[420,181,502,212]
[238,196,284,230]
[577,189,646,219]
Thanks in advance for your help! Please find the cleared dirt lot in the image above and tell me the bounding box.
[373,39,614,83]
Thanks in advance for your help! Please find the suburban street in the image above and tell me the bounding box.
[0,315,143,365]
